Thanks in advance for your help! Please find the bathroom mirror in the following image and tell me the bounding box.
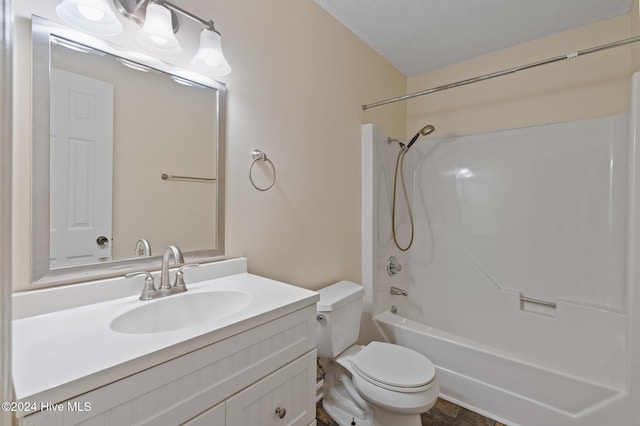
[31,17,226,285]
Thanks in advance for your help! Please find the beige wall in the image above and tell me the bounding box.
[634,0,640,70]
[195,0,406,289]
[11,0,406,290]
[406,13,638,138]
[212,0,407,289]
[12,15,32,292]
[15,1,635,292]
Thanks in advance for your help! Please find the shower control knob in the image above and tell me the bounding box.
[387,256,402,276]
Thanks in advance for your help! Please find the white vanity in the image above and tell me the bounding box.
[12,9,320,425]
[12,258,319,425]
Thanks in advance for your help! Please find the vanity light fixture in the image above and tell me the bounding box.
[55,0,232,76]
[56,0,123,36]
[114,0,232,76]
[190,28,231,76]
[136,2,182,56]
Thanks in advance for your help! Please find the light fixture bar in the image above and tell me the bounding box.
[112,0,178,31]
[156,1,218,33]
[113,0,218,33]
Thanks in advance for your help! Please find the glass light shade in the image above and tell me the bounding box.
[136,3,182,56]
[56,0,123,36]
[208,58,232,77]
[190,29,231,76]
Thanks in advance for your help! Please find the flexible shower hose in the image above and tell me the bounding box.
[391,148,414,251]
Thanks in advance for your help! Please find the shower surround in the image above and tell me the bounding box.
[361,73,640,426]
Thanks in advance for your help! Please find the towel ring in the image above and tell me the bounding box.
[249,149,276,191]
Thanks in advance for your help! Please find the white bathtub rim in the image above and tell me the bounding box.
[374,310,630,424]
[374,309,623,394]
[437,364,627,420]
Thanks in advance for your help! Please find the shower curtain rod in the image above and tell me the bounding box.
[362,35,640,110]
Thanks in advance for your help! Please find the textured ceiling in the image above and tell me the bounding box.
[314,0,633,76]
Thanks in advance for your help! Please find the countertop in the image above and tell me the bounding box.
[12,270,318,416]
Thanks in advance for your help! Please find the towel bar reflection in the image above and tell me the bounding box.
[161,173,216,182]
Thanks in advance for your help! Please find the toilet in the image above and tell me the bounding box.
[316,281,438,426]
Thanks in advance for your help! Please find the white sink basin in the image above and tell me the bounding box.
[110,290,252,334]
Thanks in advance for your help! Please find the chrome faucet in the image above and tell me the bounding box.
[159,245,185,292]
[125,245,198,300]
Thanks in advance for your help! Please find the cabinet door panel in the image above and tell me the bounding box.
[226,351,316,426]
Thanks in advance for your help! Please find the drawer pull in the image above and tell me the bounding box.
[275,407,286,419]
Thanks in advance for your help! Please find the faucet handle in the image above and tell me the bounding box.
[174,264,199,291]
[387,256,402,276]
[125,271,156,300]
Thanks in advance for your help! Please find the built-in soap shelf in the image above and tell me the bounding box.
[519,295,557,317]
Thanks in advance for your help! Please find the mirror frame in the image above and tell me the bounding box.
[31,16,226,286]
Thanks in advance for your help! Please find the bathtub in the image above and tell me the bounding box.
[362,74,640,426]
[373,310,624,426]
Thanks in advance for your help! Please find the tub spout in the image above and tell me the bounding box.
[390,286,408,296]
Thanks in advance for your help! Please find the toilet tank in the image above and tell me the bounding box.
[316,280,364,358]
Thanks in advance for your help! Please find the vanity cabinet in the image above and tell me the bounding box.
[19,305,317,426]
[182,402,225,425]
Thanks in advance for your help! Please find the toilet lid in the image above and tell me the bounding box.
[351,342,435,391]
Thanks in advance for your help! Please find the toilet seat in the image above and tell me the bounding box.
[351,342,436,393]
[351,372,438,414]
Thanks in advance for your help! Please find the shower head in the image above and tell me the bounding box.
[406,124,435,150]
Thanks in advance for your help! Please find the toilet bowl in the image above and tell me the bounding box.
[317,281,439,426]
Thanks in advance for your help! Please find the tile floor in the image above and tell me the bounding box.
[317,398,507,426]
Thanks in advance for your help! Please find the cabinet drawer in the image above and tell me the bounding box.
[226,350,316,426]
[182,401,225,426]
